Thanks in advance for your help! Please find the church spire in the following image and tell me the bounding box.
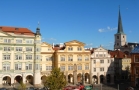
[36,22,41,35]
[117,6,124,34]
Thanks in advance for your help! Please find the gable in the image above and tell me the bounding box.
[95,47,107,52]
[65,40,85,46]
[41,42,52,47]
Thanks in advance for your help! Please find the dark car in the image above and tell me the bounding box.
[0,88,7,90]
[26,87,37,90]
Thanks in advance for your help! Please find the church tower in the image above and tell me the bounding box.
[33,22,41,85]
[114,6,126,50]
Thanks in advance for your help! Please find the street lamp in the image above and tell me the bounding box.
[82,73,84,85]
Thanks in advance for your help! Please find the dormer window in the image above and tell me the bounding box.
[77,47,82,51]
[68,47,73,51]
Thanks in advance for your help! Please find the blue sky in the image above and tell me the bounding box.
[0,0,139,50]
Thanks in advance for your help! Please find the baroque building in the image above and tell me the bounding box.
[0,26,41,86]
[40,40,91,85]
[91,46,114,84]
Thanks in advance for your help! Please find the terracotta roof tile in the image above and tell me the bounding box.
[0,26,34,35]
[109,50,126,58]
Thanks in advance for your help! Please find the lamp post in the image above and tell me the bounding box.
[82,73,84,85]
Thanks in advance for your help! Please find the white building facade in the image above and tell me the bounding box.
[0,26,41,86]
[90,46,114,84]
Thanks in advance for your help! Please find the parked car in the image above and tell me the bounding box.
[0,88,7,90]
[84,85,93,90]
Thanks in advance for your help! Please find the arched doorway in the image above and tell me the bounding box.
[41,75,47,84]
[85,73,90,84]
[15,75,22,84]
[3,76,11,85]
[26,75,33,85]
[107,74,111,83]
[77,73,82,83]
[93,75,98,84]
[68,74,73,83]
[100,75,104,83]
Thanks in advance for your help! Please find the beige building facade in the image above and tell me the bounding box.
[41,40,91,84]
[0,26,41,86]
[91,46,114,84]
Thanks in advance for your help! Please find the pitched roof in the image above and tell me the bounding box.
[0,26,34,35]
[131,45,139,54]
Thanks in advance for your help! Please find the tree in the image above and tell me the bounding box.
[44,68,67,90]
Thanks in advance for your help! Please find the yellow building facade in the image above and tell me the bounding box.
[41,40,91,84]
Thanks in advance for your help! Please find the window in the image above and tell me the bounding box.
[68,55,73,61]
[15,54,22,60]
[40,65,42,71]
[68,66,73,70]
[68,47,73,51]
[36,48,41,52]
[136,67,139,74]
[26,55,32,60]
[100,60,104,63]
[46,66,52,71]
[123,36,124,38]
[26,64,32,70]
[36,55,40,60]
[3,55,10,60]
[117,36,119,39]
[15,64,22,70]
[77,47,82,51]
[78,55,82,61]
[94,60,96,64]
[100,67,104,71]
[26,47,32,51]
[35,64,39,70]
[16,47,22,51]
[60,66,65,71]
[26,40,33,44]
[94,68,96,72]
[4,47,10,51]
[85,65,89,70]
[46,57,52,61]
[3,64,10,71]
[16,39,22,43]
[48,48,51,51]
[4,39,11,43]
[96,54,98,57]
[60,56,65,61]
[99,54,103,57]
[85,56,89,61]
[78,65,82,70]
[117,43,119,46]
[135,57,139,62]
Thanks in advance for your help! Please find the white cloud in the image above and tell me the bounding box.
[98,26,117,33]
[49,38,57,41]
[86,43,93,46]
[98,29,105,32]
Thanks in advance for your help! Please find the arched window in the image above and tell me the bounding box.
[77,55,82,61]
[60,55,65,61]
[68,55,73,61]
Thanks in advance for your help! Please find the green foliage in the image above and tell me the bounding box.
[44,68,67,90]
